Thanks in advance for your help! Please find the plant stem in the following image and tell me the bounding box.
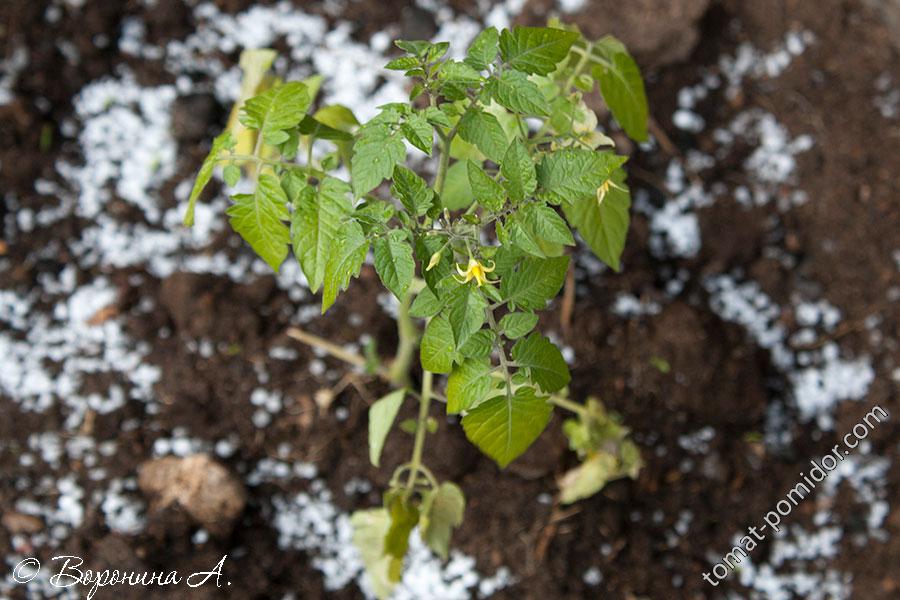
[388,290,418,387]
[404,369,433,499]
[548,394,587,416]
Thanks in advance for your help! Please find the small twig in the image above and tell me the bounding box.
[560,259,575,336]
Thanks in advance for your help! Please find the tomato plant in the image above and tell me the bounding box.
[185,22,646,596]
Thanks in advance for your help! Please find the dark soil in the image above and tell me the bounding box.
[1,0,898,599]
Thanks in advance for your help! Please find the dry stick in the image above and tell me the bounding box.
[285,327,448,404]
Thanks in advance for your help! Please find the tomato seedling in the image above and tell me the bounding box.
[185,22,646,596]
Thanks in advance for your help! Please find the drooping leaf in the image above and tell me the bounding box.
[562,169,630,271]
[368,389,406,467]
[374,231,415,299]
[226,173,290,272]
[465,27,499,71]
[446,358,493,414]
[489,69,549,116]
[499,27,580,75]
[420,316,457,373]
[500,255,569,310]
[499,140,536,202]
[384,494,419,581]
[292,176,353,292]
[467,160,505,212]
[184,130,234,226]
[499,312,539,339]
[391,165,434,217]
[322,220,369,312]
[591,36,648,142]
[559,452,619,504]
[351,509,395,600]
[511,332,571,392]
[461,386,552,467]
[457,108,508,163]
[420,482,466,559]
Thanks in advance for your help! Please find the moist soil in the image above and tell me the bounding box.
[1,0,898,599]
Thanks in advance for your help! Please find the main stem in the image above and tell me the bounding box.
[404,369,433,497]
[401,122,458,498]
[388,289,418,387]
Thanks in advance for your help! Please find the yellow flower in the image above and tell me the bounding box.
[454,257,497,287]
[597,178,625,205]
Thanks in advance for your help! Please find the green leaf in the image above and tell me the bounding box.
[351,509,395,600]
[423,106,452,129]
[239,81,311,137]
[322,220,369,312]
[439,160,474,211]
[395,39,432,57]
[420,316,457,373]
[465,27,499,71]
[459,329,494,359]
[351,115,406,197]
[368,389,405,467]
[223,164,241,187]
[292,176,352,292]
[446,285,487,348]
[402,112,434,155]
[467,160,505,212]
[439,60,483,87]
[499,312,538,339]
[415,235,452,295]
[519,203,575,246]
[391,165,434,217]
[537,148,625,205]
[490,69,549,116]
[461,386,552,467]
[420,482,466,559]
[446,358,493,414]
[409,286,443,318]
[184,130,234,226]
[297,115,353,141]
[562,170,630,271]
[500,140,536,202]
[374,231,415,299]
[499,27,580,75]
[591,36,649,142]
[226,173,290,272]
[559,452,618,505]
[501,255,569,310]
[385,56,419,70]
[457,108,508,163]
[511,332,570,392]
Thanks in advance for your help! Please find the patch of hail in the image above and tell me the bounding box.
[0,47,28,106]
[725,448,890,600]
[705,274,875,432]
[640,30,816,265]
[271,481,516,599]
[12,1,526,596]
